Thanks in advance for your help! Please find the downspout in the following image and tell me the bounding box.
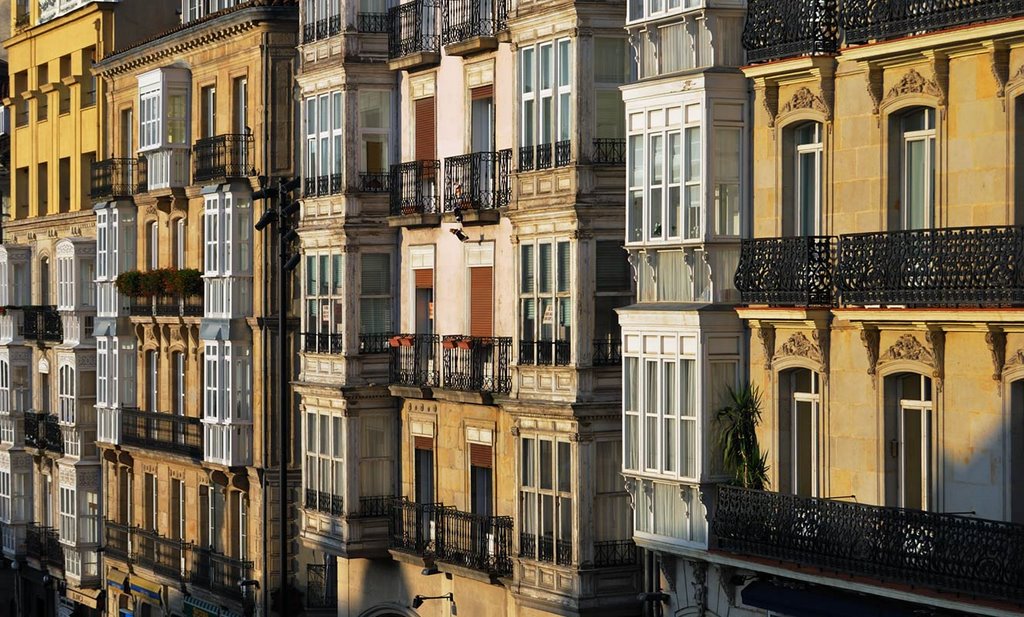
[260,26,271,617]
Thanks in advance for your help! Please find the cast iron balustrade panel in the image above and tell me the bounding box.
[105,521,131,561]
[91,158,140,200]
[306,491,344,516]
[306,563,338,609]
[358,12,389,32]
[390,161,440,216]
[317,17,330,39]
[389,498,445,554]
[388,0,440,59]
[843,0,1024,45]
[519,532,537,559]
[358,495,394,518]
[441,336,512,393]
[121,407,203,458]
[154,296,203,317]
[536,144,552,169]
[26,413,63,455]
[554,140,571,167]
[134,527,189,579]
[330,14,342,35]
[137,156,149,194]
[23,305,62,343]
[359,332,393,354]
[518,145,535,171]
[443,150,512,212]
[28,524,63,568]
[45,527,64,569]
[735,236,836,306]
[389,333,440,387]
[303,332,343,355]
[435,508,514,577]
[592,338,622,366]
[714,486,1024,603]
[193,133,255,183]
[591,138,626,165]
[836,226,1024,307]
[23,413,41,449]
[518,340,570,366]
[129,297,152,317]
[742,0,840,63]
[318,175,330,196]
[359,171,391,193]
[593,539,638,567]
[191,548,253,600]
[441,0,508,45]
[303,21,316,43]
[304,176,317,196]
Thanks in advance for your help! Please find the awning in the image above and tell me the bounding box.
[106,568,129,592]
[129,575,162,604]
[741,581,921,617]
[184,595,221,617]
[65,586,103,609]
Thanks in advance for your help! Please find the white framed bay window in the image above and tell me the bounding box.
[520,38,572,164]
[304,408,344,513]
[519,435,573,565]
[304,91,343,194]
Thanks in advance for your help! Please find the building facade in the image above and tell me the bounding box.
[719,1,1024,616]
[91,1,298,616]
[0,2,176,616]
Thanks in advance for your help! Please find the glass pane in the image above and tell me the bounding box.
[625,414,638,471]
[558,40,570,88]
[556,242,570,292]
[522,438,534,487]
[557,441,571,492]
[795,401,814,497]
[540,440,553,489]
[521,48,534,94]
[520,244,534,293]
[798,151,818,236]
[539,45,553,90]
[905,139,928,230]
[681,418,695,478]
[538,243,552,293]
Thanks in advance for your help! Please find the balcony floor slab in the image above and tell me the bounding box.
[444,35,498,57]
[387,212,442,228]
[388,51,441,71]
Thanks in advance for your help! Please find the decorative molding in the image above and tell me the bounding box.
[880,333,934,366]
[926,329,945,389]
[778,332,822,363]
[622,476,637,511]
[760,81,779,128]
[757,325,776,371]
[1005,348,1024,370]
[781,87,829,117]
[989,43,1010,99]
[690,559,708,617]
[813,328,831,378]
[860,328,880,376]
[866,63,884,115]
[884,68,942,103]
[987,330,1006,382]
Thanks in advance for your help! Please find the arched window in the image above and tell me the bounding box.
[778,367,820,496]
[783,122,823,236]
[884,372,933,510]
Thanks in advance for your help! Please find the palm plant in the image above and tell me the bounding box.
[716,385,770,490]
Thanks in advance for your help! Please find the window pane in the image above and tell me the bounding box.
[557,441,570,492]
[521,438,534,487]
[556,242,570,293]
[520,244,534,293]
[557,40,570,88]
[538,243,552,294]
[540,440,552,490]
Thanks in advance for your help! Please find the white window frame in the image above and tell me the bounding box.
[788,369,819,497]
[519,39,572,150]
[59,485,76,543]
[793,122,823,237]
[304,408,344,510]
[518,435,573,566]
[623,353,698,481]
[303,251,344,342]
[897,373,933,510]
[900,108,936,230]
[518,239,572,349]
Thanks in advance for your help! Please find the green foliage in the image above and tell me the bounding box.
[114,268,204,298]
[716,385,770,490]
[114,270,142,297]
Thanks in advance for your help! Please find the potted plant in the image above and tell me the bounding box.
[456,336,476,350]
[442,336,458,350]
[715,385,770,490]
[138,270,165,297]
[390,334,415,348]
[115,271,143,297]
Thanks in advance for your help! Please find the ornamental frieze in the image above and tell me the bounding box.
[884,68,942,103]
[879,333,934,366]
[777,332,822,364]
[780,87,829,116]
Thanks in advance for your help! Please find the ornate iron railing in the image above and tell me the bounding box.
[303,21,317,43]
[443,149,513,212]
[389,333,440,387]
[388,0,440,59]
[303,332,343,355]
[193,133,255,183]
[593,539,639,567]
[22,305,63,343]
[843,0,1024,45]
[90,158,141,200]
[121,407,203,459]
[742,0,840,63]
[519,532,571,566]
[518,145,535,171]
[713,485,1024,604]
[441,336,512,393]
[104,520,131,561]
[441,0,508,45]
[389,160,440,216]
[190,548,253,600]
[306,563,338,609]
[537,143,553,169]
[136,155,149,194]
[518,340,570,366]
[134,526,189,579]
[358,495,394,518]
[735,236,836,306]
[305,489,344,515]
[306,174,343,197]
[389,498,444,554]
[132,295,203,318]
[358,12,389,32]
[554,140,571,167]
[836,226,1024,307]
[591,138,626,165]
[435,508,514,577]
[359,332,393,354]
[27,524,63,569]
[359,172,391,193]
[25,413,63,455]
[593,338,622,366]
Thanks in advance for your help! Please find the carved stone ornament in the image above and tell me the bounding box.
[880,333,934,366]
[757,325,776,371]
[781,87,829,116]
[986,330,1006,381]
[761,82,780,128]
[778,332,822,363]
[884,68,942,103]
[1005,348,1024,370]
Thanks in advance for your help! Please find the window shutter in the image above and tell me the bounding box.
[596,241,631,292]
[471,84,494,100]
[415,97,436,162]
[414,436,434,450]
[469,266,493,337]
[470,443,492,468]
[415,268,433,289]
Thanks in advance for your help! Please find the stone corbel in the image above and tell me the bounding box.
[925,328,945,392]
[924,51,950,109]
[986,329,1006,382]
[757,79,779,129]
[866,62,884,116]
[756,324,776,371]
[860,327,880,377]
[986,42,1010,101]
[622,475,638,510]
[659,556,677,592]
[813,327,831,385]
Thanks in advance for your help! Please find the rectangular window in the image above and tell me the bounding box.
[304,409,344,512]
[594,38,629,140]
[304,252,344,345]
[520,39,573,156]
[139,91,160,149]
[360,253,391,334]
[713,127,741,237]
[630,113,701,244]
[624,357,639,471]
[359,91,389,174]
[201,85,217,138]
[59,486,76,543]
[304,92,344,190]
[519,240,572,363]
[519,436,573,565]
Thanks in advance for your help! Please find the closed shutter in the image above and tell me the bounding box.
[469,266,493,337]
[469,443,492,468]
[415,268,433,289]
[471,84,493,100]
[596,241,631,292]
[415,97,436,162]
[414,436,434,451]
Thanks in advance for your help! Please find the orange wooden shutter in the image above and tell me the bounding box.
[470,84,493,100]
[469,266,493,337]
[415,268,433,289]
[469,443,492,468]
[414,436,434,451]
[415,97,436,162]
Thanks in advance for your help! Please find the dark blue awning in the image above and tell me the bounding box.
[741,581,923,617]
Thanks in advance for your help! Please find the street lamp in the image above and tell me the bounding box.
[412,593,457,615]
[252,175,301,613]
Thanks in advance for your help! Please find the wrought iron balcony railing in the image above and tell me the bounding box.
[435,507,514,577]
[713,485,1024,604]
[304,488,344,516]
[303,332,343,355]
[305,174,343,198]
[303,21,316,43]
[593,539,639,567]
[442,336,512,394]
[591,138,626,165]
[191,548,253,600]
[389,498,444,554]
[134,526,189,579]
[519,532,571,566]
[443,149,512,212]
[389,333,440,387]
[130,295,203,317]
[518,145,535,171]
[554,140,571,167]
[193,133,256,183]
[518,340,570,366]
[359,171,391,193]
[357,495,394,518]
[388,0,440,59]
[121,407,203,459]
[27,523,63,569]
[519,142,571,171]
[742,0,840,63]
[359,332,393,354]
[90,158,142,200]
[441,0,508,45]
[104,520,131,561]
[592,338,622,366]
[389,160,440,216]
[843,0,1024,45]
[22,305,62,343]
[358,12,389,32]
[836,226,1024,307]
[24,413,63,455]
[306,563,338,609]
[735,236,836,306]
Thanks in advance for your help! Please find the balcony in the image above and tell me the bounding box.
[519,533,571,566]
[843,0,1024,45]
[359,332,393,354]
[713,485,1024,604]
[121,407,203,459]
[26,523,63,570]
[24,413,63,456]
[306,563,338,610]
[735,236,836,307]
[90,158,144,200]
[304,174,343,198]
[389,333,440,388]
[518,340,570,366]
[742,0,840,63]
[358,12,389,33]
[442,336,512,394]
[135,527,189,579]
[129,295,204,318]
[305,488,345,516]
[191,548,253,601]
[22,305,63,343]
[441,0,508,56]
[303,332,343,355]
[518,141,570,172]
[389,160,441,223]
[303,15,342,43]
[593,539,639,568]
[104,520,131,562]
[443,150,512,219]
[592,338,622,366]
[358,171,391,194]
[591,138,626,166]
[388,0,441,70]
[193,133,256,184]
